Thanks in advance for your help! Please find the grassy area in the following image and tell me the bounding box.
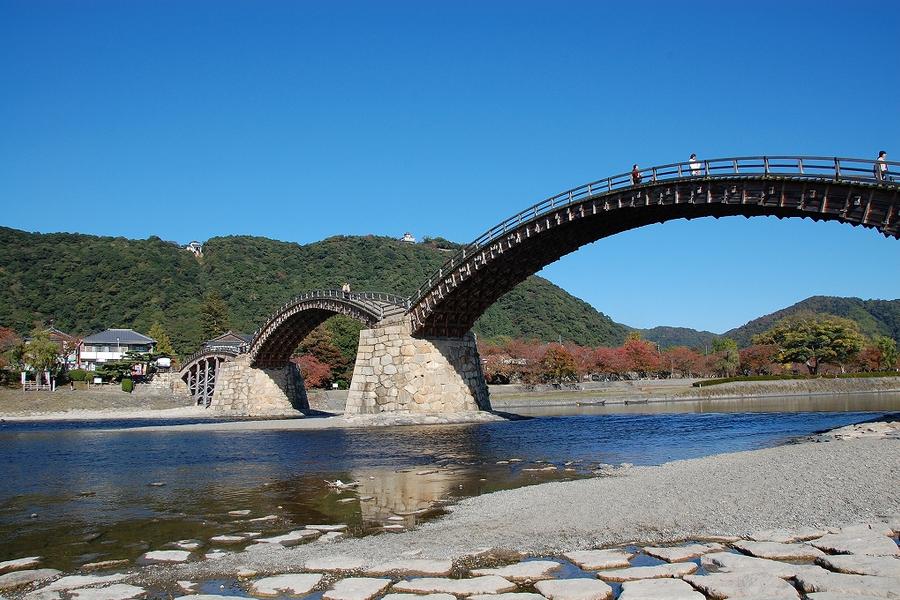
[693,372,900,388]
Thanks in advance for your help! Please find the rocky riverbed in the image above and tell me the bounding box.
[1,419,898,599]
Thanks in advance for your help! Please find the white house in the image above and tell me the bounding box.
[79,328,156,370]
[400,232,416,243]
[185,241,203,256]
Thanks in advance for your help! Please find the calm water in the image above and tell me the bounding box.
[1,392,898,570]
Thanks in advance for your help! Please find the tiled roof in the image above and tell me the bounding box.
[82,328,155,345]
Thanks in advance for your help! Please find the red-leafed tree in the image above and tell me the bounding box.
[663,346,702,378]
[594,346,627,377]
[564,343,595,378]
[292,355,333,388]
[621,336,660,377]
[541,344,578,383]
[739,344,780,375]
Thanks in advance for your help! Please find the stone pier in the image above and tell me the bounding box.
[345,321,491,414]
[209,355,307,416]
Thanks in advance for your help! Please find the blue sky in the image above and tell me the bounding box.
[1,0,898,333]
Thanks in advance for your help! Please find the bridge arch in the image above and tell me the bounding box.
[179,347,241,406]
[407,155,899,337]
[249,290,408,368]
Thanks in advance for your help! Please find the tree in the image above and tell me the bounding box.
[540,345,577,383]
[21,329,63,382]
[200,292,230,341]
[753,314,865,374]
[739,344,779,375]
[621,337,660,377]
[664,346,702,378]
[873,335,899,371]
[711,338,740,377]
[292,355,332,388]
[148,323,175,356]
[296,325,351,384]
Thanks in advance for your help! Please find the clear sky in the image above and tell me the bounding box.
[2,0,898,333]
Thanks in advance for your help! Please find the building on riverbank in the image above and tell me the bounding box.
[78,328,156,370]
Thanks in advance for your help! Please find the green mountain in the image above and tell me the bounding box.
[639,326,718,351]
[0,227,629,354]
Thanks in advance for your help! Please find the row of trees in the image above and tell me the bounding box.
[477,314,899,385]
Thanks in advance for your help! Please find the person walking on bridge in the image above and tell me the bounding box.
[689,153,702,177]
[875,151,889,182]
[631,164,642,185]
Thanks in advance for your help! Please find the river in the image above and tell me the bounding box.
[1,392,898,570]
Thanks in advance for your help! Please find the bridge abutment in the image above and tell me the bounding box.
[345,321,491,414]
[209,355,308,416]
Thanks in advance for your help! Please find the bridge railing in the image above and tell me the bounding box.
[409,155,899,308]
[180,345,242,370]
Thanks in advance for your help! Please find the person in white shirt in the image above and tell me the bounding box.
[689,153,702,176]
[875,150,888,182]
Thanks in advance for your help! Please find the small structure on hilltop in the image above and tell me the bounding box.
[79,328,156,371]
[185,241,203,256]
[399,232,416,243]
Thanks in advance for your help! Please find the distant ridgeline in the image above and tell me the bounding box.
[0,227,627,355]
[1,226,896,356]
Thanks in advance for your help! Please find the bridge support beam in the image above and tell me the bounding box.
[345,321,491,414]
[208,355,308,416]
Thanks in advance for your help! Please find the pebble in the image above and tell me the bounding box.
[0,557,41,574]
[256,529,321,546]
[809,525,899,556]
[470,595,546,600]
[177,581,197,592]
[227,510,251,516]
[304,556,367,572]
[203,551,230,560]
[618,578,704,600]
[814,554,900,577]
[642,543,723,562]
[684,573,800,599]
[81,560,129,572]
[249,573,323,597]
[68,585,146,600]
[391,576,517,596]
[365,560,453,576]
[139,550,191,564]
[247,515,279,522]
[471,561,561,581]
[562,549,633,570]
[337,498,356,504]
[732,540,825,560]
[317,532,346,543]
[533,578,613,600]
[0,570,62,591]
[322,577,391,600]
[209,535,246,544]
[794,570,900,597]
[382,525,404,531]
[147,482,165,487]
[306,524,348,532]
[595,563,697,582]
[748,527,827,543]
[172,540,203,551]
[236,568,257,579]
[382,595,455,600]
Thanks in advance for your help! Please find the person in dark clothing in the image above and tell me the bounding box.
[631,164,642,185]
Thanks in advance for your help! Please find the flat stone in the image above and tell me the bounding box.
[684,573,800,599]
[381,595,455,600]
[794,570,900,598]
[172,540,203,551]
[69,585,146,600]
[562,550,633,570]
[304,556,366,572]
[204,551,230,560]
[643,543,723,562]
[209,535,246,544]
[323,578,391,600]
[256,529,321,546]
[470,595,546,600]
[534,578,613,600]
[228,510,251,516]
[471,561,561,582]
[749,527,828,543]
[595,563,697,582]
[175,596,239,600]
[177,582,197,592]
[0,557,41,574]
[249,573,323,597]
[140,550,191,563]
[0,570,62,590]
[391,576,517,596]
[23,590,60,600]
[814,554,900,577]
[306,524,348,532]
[365,560,452,576]
[733,540,825,560]
[807,594,892,600]
[40,574,128,592]
[810,527,899,556]
[247,515,279,523]
[618,578,705,600]
[700,551,825,579]
[81,561,129,572]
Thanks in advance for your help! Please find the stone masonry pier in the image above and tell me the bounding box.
[208,355,307,416]
[345,321,491,414]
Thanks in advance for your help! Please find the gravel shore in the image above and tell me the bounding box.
[165,433,900,581]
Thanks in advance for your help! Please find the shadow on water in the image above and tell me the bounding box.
[1,392,899,570]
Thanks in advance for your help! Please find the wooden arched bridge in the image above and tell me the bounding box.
[181,155,898,413]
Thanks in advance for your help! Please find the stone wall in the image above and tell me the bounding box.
[345,321,491,414]
[209,355,307,416]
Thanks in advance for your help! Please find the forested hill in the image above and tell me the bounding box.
[0,227,629,354]
[722,296,900,347]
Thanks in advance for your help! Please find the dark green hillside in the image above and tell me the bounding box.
[0,227,628,354]
[639,326,718,350]
[724,296,900,346]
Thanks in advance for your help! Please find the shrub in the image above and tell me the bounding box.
[67,369,90,382]
[121,378,134,393]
